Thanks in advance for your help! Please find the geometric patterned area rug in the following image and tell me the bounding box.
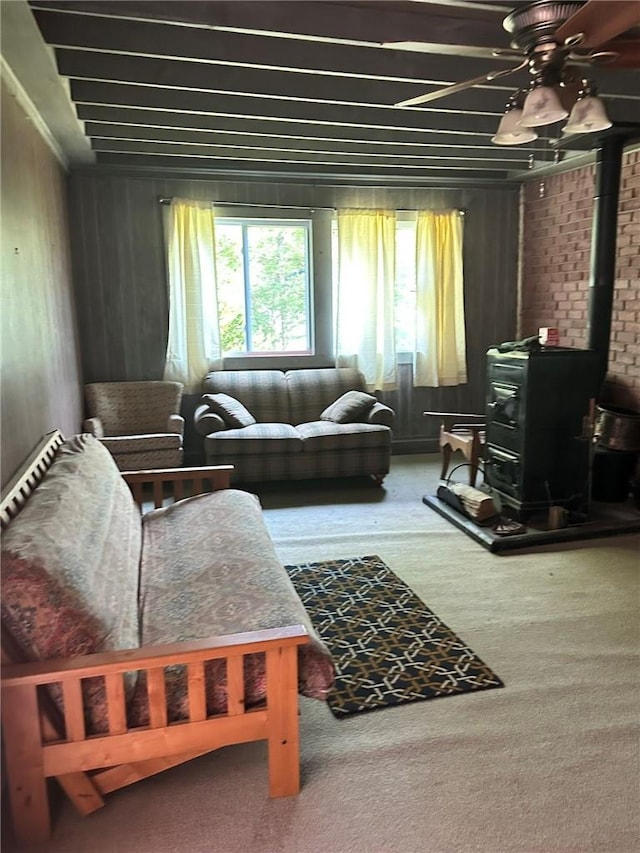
[284,555,504,718]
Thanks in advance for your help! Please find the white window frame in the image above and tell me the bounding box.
[215,217,313,356]
[215,206,334,370]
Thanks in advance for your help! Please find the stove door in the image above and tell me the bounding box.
[488,382,520,429]
[485,444,521,498]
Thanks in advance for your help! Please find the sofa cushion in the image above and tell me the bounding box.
[0,434,141,653]
[202,370,289,423]
[1,554,110,660]
[204,423,303,457]
[0,434,142,732]
[286,368,367,424]
[138,490,335,716]
[108,449,184,472]
[100,433,182,453]
[0,551,117,736]
[320,390,378,424]
[296,421,392,452]
[202,393,256,428]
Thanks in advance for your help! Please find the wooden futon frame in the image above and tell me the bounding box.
[1,430,307,846]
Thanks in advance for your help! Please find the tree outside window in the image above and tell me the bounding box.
[215,219,312,356]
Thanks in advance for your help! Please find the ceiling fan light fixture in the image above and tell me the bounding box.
[562,81,612,134]
[518,82,569,127]
[492,105,539,145]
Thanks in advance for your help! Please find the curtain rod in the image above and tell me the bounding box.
[158,197,466,214]
[158,197,335,211]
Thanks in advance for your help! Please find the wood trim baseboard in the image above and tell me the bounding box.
[392,438,439,455]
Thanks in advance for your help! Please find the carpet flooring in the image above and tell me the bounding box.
[285,554,503,717]
[6,454,638,853]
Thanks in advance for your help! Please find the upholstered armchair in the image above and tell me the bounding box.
[83,381,184,470]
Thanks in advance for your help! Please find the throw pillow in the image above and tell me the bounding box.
[203,393,256,428]
[320,390,377,424]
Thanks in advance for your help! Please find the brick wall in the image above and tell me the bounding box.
[521,147,640,410]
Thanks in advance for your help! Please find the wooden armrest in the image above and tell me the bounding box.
[121,464,235,507]
[1,625,309,687]
[121,464,234,483]
[424,411,485,421]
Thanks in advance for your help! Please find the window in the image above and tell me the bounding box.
[394,220,417,354]
[214,218,313,356]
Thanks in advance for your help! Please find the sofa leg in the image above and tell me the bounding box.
[266,646,301,798]
[267,735,300,798]
[2,685,51,844]
[370,474,385,486]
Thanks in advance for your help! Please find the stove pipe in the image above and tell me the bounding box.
[587,134,625,392]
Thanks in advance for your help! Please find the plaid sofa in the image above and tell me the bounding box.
[194,368,394,483]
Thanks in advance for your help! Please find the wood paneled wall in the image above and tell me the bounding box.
[68,171,519,452]
[1,78,83,488]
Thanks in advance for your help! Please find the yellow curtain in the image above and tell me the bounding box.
[414,210,467,387]
[335,209,398,391]
[163,198,222,393]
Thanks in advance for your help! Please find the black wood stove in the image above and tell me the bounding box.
[484,347,600,520]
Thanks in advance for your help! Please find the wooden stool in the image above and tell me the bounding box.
[423,411,486,487]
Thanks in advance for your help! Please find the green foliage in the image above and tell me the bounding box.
[249,227,306,351]
[215,222,309,354]
[220,313,246,352]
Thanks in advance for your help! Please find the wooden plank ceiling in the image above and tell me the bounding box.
[27,0,640,184]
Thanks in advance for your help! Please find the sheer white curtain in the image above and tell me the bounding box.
[335,209,398,391]
[163,198,222,393]
[414,210,467,387]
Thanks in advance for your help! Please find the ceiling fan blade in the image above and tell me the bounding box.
[567,49,619,64]
[395,74,498,107]
[555,0,640,48]
[394,61,527,108]
[590,39,640,68]
[381,40,507,61]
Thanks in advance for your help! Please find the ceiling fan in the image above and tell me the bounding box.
[392,0,640,110]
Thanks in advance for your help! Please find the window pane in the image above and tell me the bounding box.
[247,225,310,353]
[214,219,311,356]
[216,223,247,353]
[395,222,416,353]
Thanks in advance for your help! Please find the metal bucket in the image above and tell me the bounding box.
[595,405,640,452]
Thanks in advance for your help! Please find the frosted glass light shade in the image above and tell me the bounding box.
[563,95,612,134]
[519,86,568,127]
[491,108,538,145]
